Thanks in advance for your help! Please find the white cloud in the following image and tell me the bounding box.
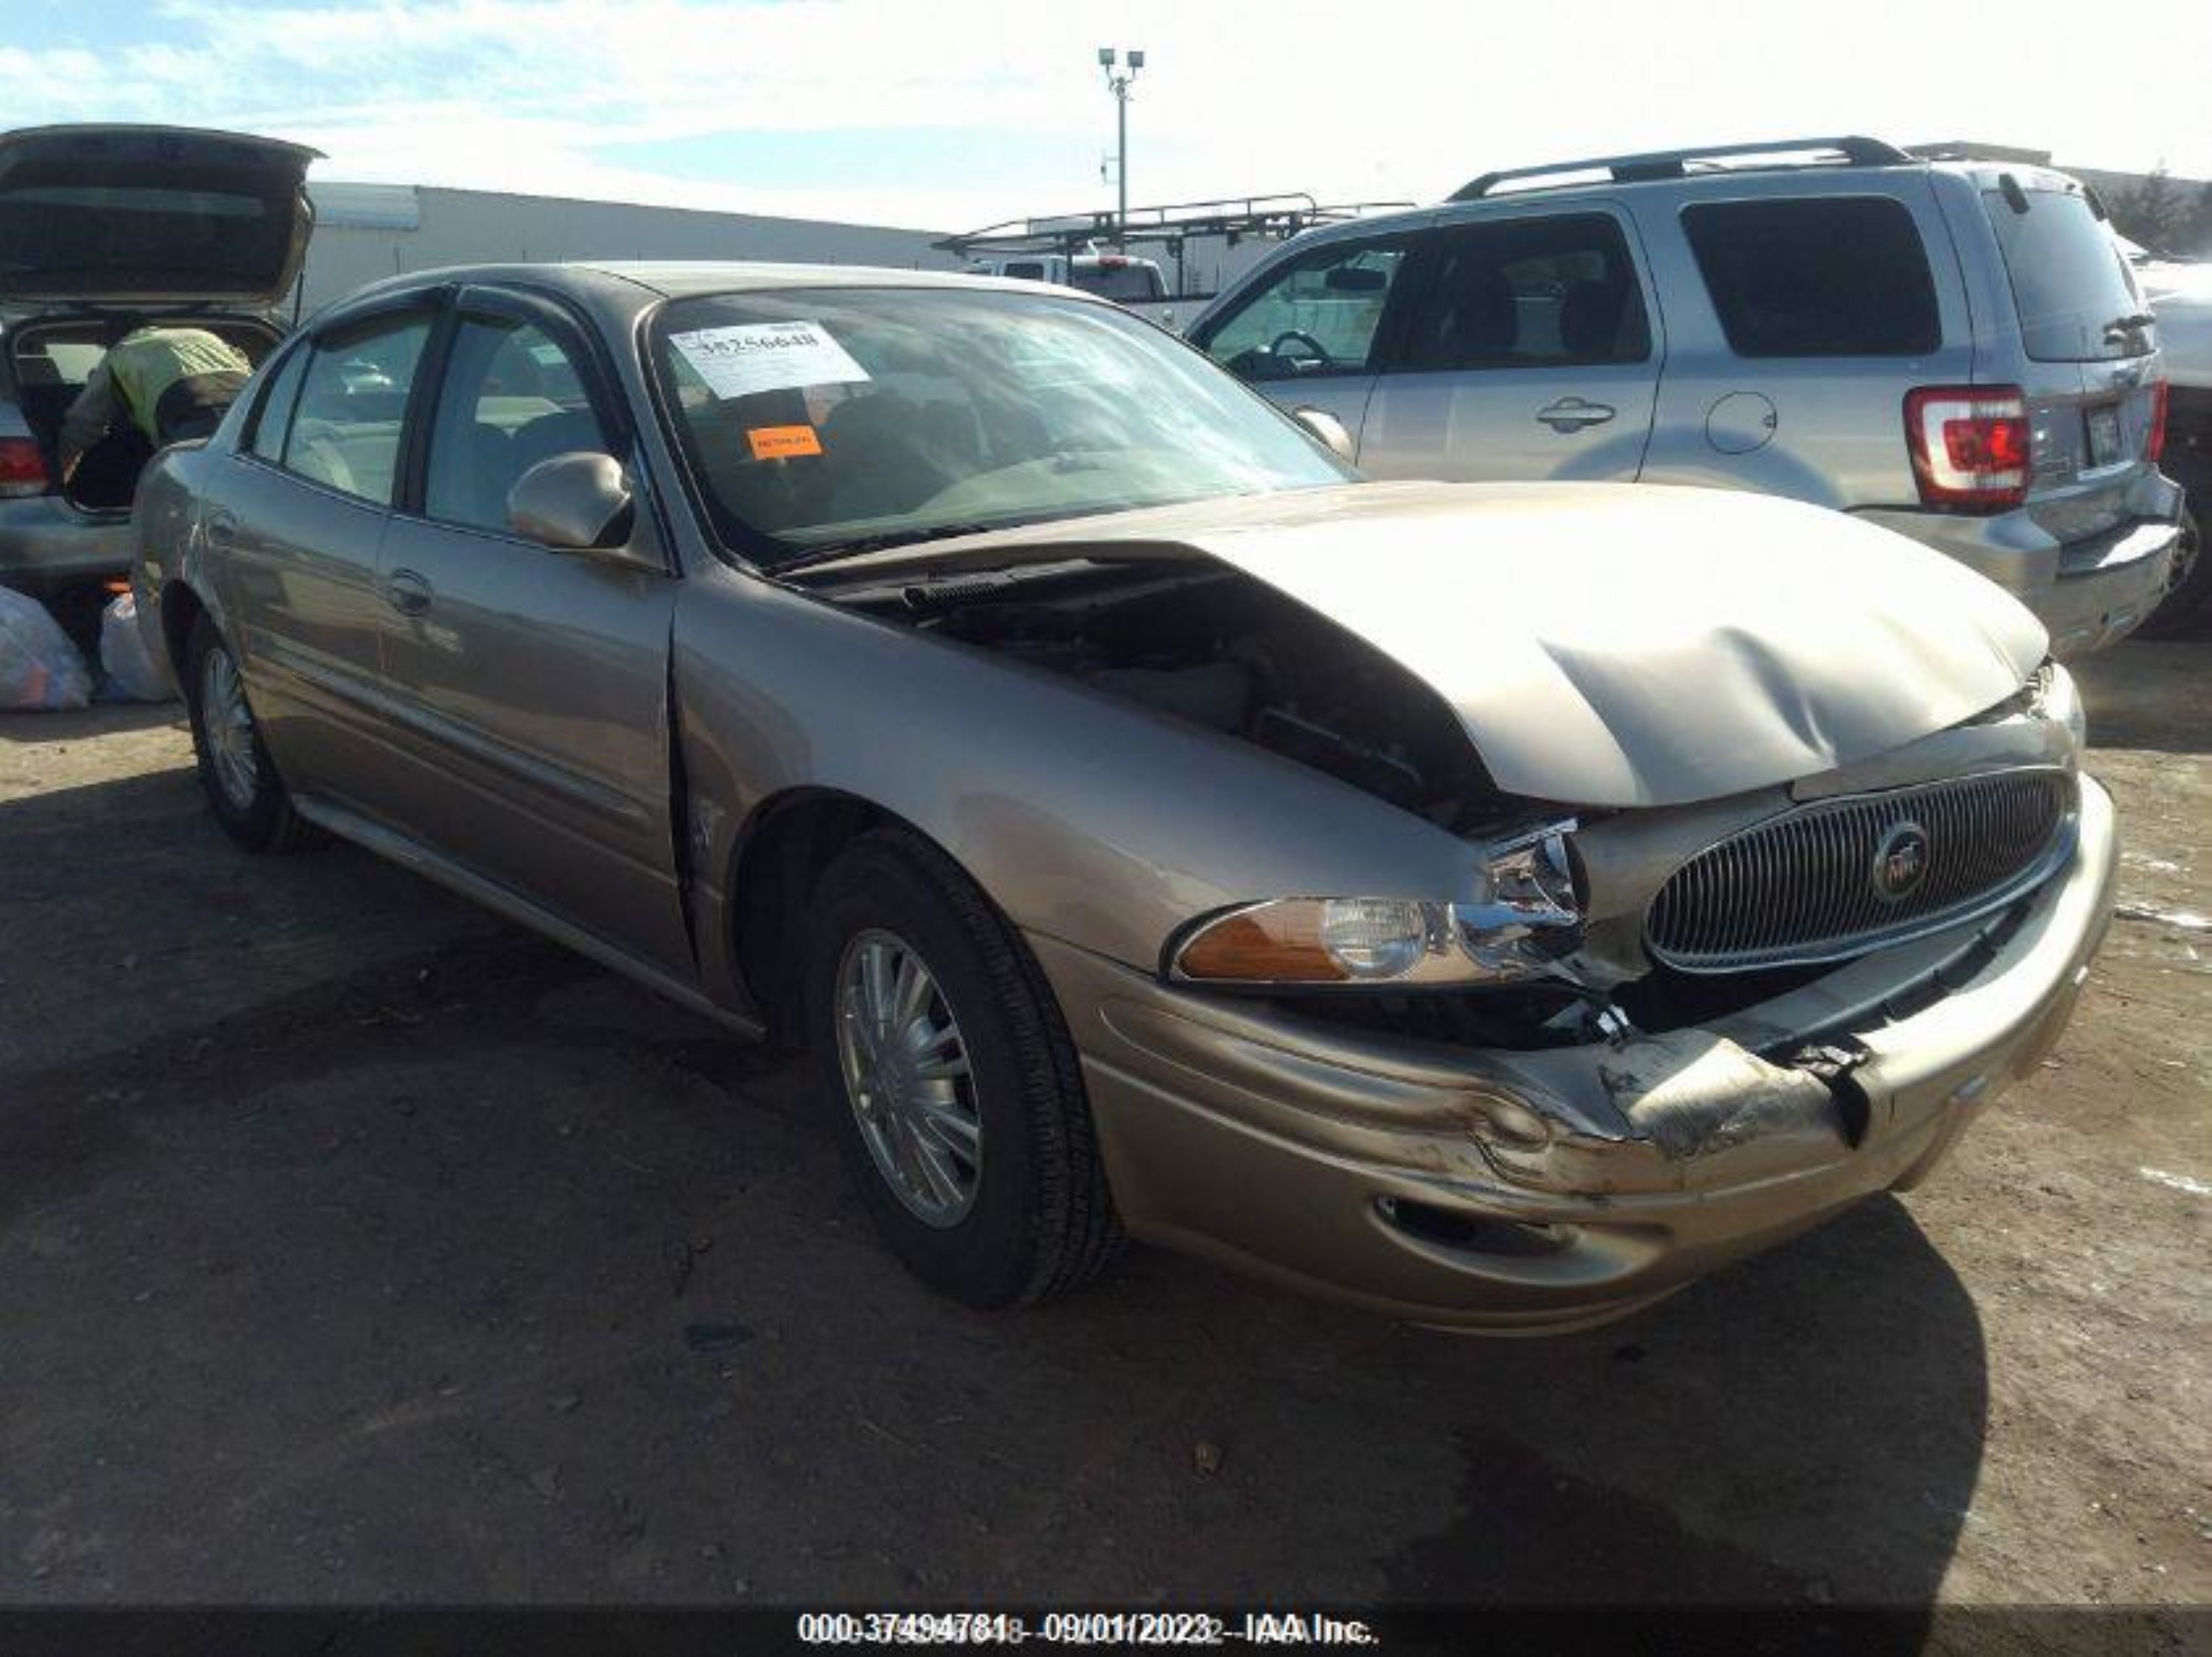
[4,0,2205,232]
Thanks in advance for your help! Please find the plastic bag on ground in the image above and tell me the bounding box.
[99,590,174,702]
[0,586,93,711]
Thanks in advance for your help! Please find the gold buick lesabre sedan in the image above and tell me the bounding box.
[134,263,2115,1332]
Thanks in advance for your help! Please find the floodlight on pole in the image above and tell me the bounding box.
[1099,46,1144,249]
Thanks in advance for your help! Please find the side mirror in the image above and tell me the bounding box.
[1292,406,1357,462]
[507,451,638,555]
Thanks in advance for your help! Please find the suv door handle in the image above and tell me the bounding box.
[1535,397,1617,433]
[204,509,239,549]
[384,569,434,616]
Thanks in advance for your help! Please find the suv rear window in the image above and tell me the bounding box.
[1980,186,2144,361]
[1683,197,1940,357]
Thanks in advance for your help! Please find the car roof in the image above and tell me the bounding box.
[303,258,1116,334]
[579,260,1059,296]
[1271,152,2091,252]
[336,258,1065,305]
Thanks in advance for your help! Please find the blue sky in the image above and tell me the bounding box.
[5,1,2207,232]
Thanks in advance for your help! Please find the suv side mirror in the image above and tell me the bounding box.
[1292,406,1357,462]
[507,452,638,555]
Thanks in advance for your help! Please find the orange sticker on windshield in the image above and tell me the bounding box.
[748,424,823,460]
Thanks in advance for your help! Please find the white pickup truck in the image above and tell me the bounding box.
[963,251,1168,304]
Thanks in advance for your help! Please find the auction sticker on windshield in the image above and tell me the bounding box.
[669,321,871,401]
[748,424,823,460]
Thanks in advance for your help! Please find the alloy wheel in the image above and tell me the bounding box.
[199,647,260,811]
[833,927,982,1227]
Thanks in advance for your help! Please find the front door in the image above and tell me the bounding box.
[372,287,692,975]
[1358,207,1662,482]
[1192,232,1424,456]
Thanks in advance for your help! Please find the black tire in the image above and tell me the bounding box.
[183,613,327,854]
[2135,505,2209,640]
[804,828,1121,1308]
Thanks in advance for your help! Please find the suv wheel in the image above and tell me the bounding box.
[804,828,1122,1308]
[183,614,326,853]
[2136,507,2207,639]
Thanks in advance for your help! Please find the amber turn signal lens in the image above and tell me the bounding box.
[1175,906,1349,984]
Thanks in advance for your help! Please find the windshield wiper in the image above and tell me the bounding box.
[772,522,1010,577]
[2103,312,2156,339]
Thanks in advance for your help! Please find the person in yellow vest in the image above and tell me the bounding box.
[58,326,255,484]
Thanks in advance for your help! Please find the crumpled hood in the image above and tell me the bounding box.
[813,481,2048,808]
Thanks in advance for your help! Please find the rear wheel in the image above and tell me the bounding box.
[2136,505,2207,639]
[183,614,325,853]
[804,829,1121,1308]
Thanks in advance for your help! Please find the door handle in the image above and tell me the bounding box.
[1535,397,1618,433]
[204,510,239,549]
[384,568,434,616]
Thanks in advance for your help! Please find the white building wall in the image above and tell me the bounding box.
[294,183,955,316]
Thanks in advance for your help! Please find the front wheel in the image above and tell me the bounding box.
[183,614,326,853]
[804,829,1121,1308]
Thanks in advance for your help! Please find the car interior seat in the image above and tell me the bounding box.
[429,421,515,527]
[1426,265,1518,366]
[815,393,957,521]
[1558,279,1628,361]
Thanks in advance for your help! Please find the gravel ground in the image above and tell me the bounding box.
[0,641,2203,1639]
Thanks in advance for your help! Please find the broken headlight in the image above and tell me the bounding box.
[2031,661,2086,750]
[1169,821,1584,988]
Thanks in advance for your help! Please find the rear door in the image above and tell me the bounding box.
[0,125,318,306]
[1634,180,1974,507]
[1190,229,1426,452]
[1968,176,2165,551]
[371,285,692,974]
[203,304,435,810]
[1355,205,1661,481]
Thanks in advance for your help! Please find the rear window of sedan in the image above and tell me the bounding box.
[649,285,1348,568]
[1682,196,1942,357]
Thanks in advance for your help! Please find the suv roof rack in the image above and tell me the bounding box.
[1446,135,1914,202]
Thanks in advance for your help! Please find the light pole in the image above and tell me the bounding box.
[1097,46,1144,248]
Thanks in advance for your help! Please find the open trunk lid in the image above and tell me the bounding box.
[0,124,320,306]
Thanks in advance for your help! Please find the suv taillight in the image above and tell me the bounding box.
[2149,379,2169,465]
[1905,385,2030,512]
[0,437,50,499]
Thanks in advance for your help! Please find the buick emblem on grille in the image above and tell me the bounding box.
[1645,769,2071,973]
[1872,820,1931,902]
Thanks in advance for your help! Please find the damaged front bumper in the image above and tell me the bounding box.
[1032,777,2118,1334]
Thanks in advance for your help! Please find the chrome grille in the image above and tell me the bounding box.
[1646,768,2077,973]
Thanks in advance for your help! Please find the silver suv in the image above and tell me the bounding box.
[1186,137,2185,656]
[0,124,316,626]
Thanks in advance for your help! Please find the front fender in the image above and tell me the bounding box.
[670,567,1488,1001]
[132,446,221,678]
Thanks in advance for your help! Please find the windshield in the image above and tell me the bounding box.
[1980,187,2148,362]
[649,285,1349,568]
